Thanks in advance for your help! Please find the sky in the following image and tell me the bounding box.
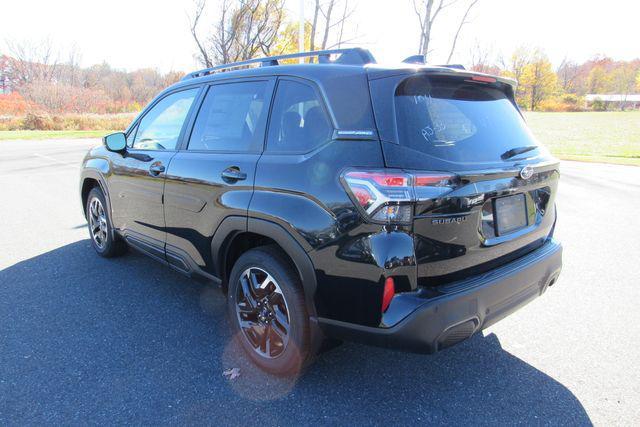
[1,0,638,73]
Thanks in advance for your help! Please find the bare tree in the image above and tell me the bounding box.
[557,57,579,93]
[190,0,213,67]
[310,0,320,51]
[468,39,494,73]
[309,0,358,53]
[60,43,83,87]
[5,38,60,85]
[190,0,287,67]
[412,0,457,59]
[446,0,479,63]
[611,64,638,109]
[335,0,351,48]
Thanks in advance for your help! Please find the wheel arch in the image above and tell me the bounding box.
[80,168,116,240]
[81,177,101,216]
[80,169,111,216]
[212,216,318,319]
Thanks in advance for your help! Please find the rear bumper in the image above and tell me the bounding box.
[319,238,562,353]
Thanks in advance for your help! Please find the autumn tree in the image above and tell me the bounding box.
[1,39,183,114]
[587,65,612,94]
[190,0,287,67]
[271,21,313,57]
[557,58,579,93]
[468,40,500,74]
[4,38,59,85]
[611,64,639,109]
[501,46,531,101]
[519,50,558,110]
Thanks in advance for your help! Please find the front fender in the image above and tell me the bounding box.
[79,156,113,232]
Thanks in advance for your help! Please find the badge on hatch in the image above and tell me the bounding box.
[519,166,534,180]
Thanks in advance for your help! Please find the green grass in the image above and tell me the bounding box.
[0,130,115,140]
[1,111,639,166]
[525,111,640,166]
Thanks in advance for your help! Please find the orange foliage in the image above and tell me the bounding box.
[0,92,35,115]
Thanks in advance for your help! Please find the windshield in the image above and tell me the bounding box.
[394,76,542,164]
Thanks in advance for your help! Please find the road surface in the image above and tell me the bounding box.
[1,139,639,425]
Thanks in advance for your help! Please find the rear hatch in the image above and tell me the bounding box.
[368,68,559,285]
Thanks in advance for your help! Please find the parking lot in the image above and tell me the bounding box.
[1,138,639,425]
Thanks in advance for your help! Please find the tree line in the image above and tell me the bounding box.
[471,47,640,111]
[0,39,183,116]
[1,0,639,117]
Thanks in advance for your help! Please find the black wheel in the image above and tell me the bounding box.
[86,187,127,258]
[227,246,310,375]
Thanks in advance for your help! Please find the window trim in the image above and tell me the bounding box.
[180,77,276,154]
[124,84,204,153]
[126,123,138,148]
[263,76,336,155]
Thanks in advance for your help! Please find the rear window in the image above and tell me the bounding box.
[394,76,541,163]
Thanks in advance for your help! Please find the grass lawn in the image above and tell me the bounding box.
[525,111,640,166]
[0,130,115,140]
[1,112,638,166]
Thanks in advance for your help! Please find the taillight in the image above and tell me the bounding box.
[382,277,395,312]
[469,75,497,83]
[342,169,455,224]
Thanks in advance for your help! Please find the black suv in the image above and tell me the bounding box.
[80,48,562,374]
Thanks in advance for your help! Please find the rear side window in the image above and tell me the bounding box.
[394,77,541,163]
[188,81,269,152]
[267,80,333,153]
[133,88,198,150]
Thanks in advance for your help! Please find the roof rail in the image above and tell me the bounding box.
[182,48,376,80]
[401,55,466,70]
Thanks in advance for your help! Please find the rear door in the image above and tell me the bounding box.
[369,72,559,284]
[163,78,275,275]
[108,87,200,257]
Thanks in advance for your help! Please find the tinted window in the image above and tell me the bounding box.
[133,89,198,150]
[394,76,542,163]
[267,80,332,153]
[188,81,269,152]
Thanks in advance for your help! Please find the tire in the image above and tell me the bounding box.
[227,246,311,375]
[86,187,127,258]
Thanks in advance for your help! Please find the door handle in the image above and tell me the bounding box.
[221,167,247,182]
[149,162,165,176]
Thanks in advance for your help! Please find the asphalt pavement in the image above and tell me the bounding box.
[1,138,639,425]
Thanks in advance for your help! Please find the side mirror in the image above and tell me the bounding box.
[104,132,126,152]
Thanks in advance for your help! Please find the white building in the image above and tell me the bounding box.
[585,94,640,109]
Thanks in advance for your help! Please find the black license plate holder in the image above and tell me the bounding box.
[495,194,528,235]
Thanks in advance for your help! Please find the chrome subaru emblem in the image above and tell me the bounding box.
[519,166,534,180]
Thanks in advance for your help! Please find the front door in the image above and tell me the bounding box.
[163,79,275,276]
[108,87,200,257]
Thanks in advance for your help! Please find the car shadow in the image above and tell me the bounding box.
[0,240,591,425]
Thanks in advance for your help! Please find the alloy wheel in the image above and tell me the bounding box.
[235,267,291,359]
[88,197,108,249]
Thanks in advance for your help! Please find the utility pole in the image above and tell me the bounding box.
[298,0,305,63]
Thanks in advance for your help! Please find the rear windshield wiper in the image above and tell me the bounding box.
[501,145,538,160]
